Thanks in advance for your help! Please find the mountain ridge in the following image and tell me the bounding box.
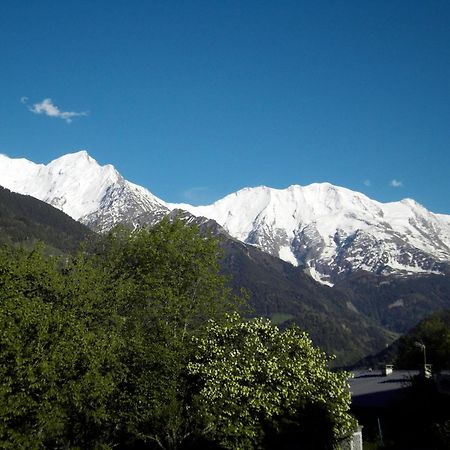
[1,150,449,284]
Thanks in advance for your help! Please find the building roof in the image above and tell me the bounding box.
[349,370,419,408]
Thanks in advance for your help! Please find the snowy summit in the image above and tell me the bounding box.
[0,151,449,284]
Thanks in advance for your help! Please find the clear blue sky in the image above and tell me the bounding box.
[1,1,449,213]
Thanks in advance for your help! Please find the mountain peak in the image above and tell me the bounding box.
[400,197,423,209]
[48,150,97,167]
[0,150,169,232]
[0,151,121,220]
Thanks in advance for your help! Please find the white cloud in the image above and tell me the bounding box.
[363,179,371,187]
[24,98,88,123]
[390,179,403,188]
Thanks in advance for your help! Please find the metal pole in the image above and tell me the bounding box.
[415,342,426,366]
[377,417,384,446]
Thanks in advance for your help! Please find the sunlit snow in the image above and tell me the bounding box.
[278,246,298,266]
[1,151,449,284]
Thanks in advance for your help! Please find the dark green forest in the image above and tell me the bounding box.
[0,186,92,253]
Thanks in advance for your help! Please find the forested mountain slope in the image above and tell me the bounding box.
[0,186,92,253]
[220,237,396,365]
[353,309,450,370]
[335,271,450,333]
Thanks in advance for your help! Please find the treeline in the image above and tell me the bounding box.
[0,220,356,449]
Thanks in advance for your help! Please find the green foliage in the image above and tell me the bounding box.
[87,219,240,448]
[0,244,125,449]
[395,309,450,370]
[188,313,357,449]
[0,219,241,449]
[91,219,237,331]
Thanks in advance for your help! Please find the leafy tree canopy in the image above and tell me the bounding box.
[188,313,357,449]
[0,219,357,449]
[0,220,240,449]
[0,244,125,449]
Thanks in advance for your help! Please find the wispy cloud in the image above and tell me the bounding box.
[390,179,403,188]
[23,97,88,123]
[182,186,213,205]
[363,179,371,187]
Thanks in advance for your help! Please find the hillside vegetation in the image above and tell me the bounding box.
[354,309,450,371]
[0,186,92,253]
[335,271,450,333]
[220,238,396,366]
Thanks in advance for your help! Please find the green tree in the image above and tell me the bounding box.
[79,219,242,449]
[0,244,125,449]
[188,313,357,450]
[395,310,450,371]
[0,219,241,449]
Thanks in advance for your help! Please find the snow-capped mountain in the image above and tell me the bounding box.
[1,150,449,284]
[176,184,450,284]
[0,151,169,232]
